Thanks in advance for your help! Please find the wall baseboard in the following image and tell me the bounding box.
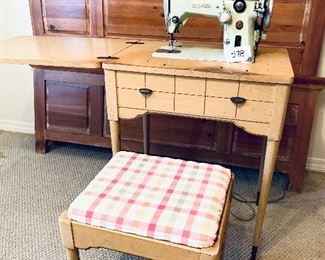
[0,119,35,134]
[306,157,325,173]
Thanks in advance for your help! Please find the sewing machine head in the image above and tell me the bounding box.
[161,0,273,62]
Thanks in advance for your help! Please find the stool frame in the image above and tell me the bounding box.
[59,174,233,260]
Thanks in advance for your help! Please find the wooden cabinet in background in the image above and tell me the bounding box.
[28,0,325,191]
[33,68,110,153]
[29,0,104,36]
[32,67,323,191]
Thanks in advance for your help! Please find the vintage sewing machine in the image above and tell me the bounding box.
[153,0,273,62]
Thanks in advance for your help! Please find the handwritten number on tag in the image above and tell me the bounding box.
[231,50,245,59]
[226,46,252,62]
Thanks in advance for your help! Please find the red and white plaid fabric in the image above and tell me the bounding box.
[68,151,231,248]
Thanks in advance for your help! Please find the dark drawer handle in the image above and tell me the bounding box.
[230,97,246,104]
[139,88,153,95]
[49,24,56,30]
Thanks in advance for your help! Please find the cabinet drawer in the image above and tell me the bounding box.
[206,79,239,97]
[236,101,273,123]
[117,88,145,109]
[205,97,236,118]
[175,94,205,115]
[116,72,145,89]
[147,92,174,112]
[146,74,174,93]
[239,82,276,102]
[175,77,206,96]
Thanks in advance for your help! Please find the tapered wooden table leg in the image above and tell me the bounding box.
[251,139,280,259]
[109,120,120,155]
[65,248,79,260]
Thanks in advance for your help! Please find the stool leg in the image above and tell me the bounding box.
[59,212,80,260]
[65,248,80,260]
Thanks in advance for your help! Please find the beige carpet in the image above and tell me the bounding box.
[0,131,324,260]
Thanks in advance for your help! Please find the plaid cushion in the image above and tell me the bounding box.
[68,151,231,248]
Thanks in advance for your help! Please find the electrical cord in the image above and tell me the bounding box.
[230,185,287,222]
[231,192,256,221]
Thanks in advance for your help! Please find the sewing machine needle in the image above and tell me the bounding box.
[169,33,175,50]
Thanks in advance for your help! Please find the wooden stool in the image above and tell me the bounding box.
[59,151,233,260]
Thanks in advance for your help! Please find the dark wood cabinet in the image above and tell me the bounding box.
[33,68,110,153]
[29,0,324,191]
[29,0,104,36]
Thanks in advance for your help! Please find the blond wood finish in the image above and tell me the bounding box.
[102,40,294,85]
[109,75,288,138]
[206,80,238,98]
[0,36,132,69]
[59,212,80,259]
[268,85,291,141]
[116,71,145,88]
[239,83,276,102]
[175,95,205,115]
[253,140,280,246]
[147,92,174,112]
[105,70,118,121]
[58,211,75,250]
[109,120,120,155]
[236,101,273,123]
[147,74,175,93]
[64,249,79,260]
[118,88,145,109]
[59,175,233,260]
[205,98,236,119]
[104,41,293,256]
[117,108,270,138]
[176,77,206,96]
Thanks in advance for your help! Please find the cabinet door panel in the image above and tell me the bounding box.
[46,81,89,132]
[42,0,89,34]
[34,68,108,154]
[30,0,103,36]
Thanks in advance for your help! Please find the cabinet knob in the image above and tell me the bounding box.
[49,24,55,30]
[139,88,153,95]
[230,97,246,104]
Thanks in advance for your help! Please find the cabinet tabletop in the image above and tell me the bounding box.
[0,36,132,69]
[102,40,294,84]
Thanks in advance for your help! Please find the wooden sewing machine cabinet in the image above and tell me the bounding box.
[102,39,294,255]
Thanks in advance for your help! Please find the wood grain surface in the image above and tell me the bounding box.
[0,36,132,68]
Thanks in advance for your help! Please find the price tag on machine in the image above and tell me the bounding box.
[225,46,252,63]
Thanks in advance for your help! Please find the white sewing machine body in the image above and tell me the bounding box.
[153,0,273,63]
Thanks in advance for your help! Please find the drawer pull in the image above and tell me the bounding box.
[230,97,246,104]
[49,24,56,30]
[139,88,153,95]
